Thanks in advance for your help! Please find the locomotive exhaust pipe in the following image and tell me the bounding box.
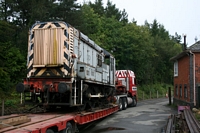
[58,82,70,93]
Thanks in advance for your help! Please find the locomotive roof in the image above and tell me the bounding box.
[103,49,114,58]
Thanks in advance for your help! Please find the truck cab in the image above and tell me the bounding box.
[115,70,137,110]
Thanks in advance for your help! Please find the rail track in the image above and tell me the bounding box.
[165,108,200,133]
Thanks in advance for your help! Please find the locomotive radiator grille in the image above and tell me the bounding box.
[33,28,63,66]
[27,22,72,77]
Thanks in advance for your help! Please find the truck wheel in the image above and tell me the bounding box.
[118,98,123,111]
[46,129,54,133]
[129,97,137,107]
[122,98,127,110]
[62,122,74,133]
[132,97,137,107]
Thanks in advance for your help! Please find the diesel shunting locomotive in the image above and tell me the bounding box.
[16,21,116,110]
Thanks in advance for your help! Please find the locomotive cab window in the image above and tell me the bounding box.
[104,56,114,71]
[104,57,110,65]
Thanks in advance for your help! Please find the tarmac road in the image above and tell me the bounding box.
[79,97,177,133]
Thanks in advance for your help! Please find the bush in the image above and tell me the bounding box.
[137,83,173,100]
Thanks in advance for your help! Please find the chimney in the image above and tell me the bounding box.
[183,35,187,50]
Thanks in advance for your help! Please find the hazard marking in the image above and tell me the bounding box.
[116,70,135,78]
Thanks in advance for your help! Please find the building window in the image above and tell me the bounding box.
[184,84,187,98]
[176,85,178,96]
[180,84,182,97]
[174,61,178,77]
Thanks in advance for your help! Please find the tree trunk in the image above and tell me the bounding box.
[1,99,4,116]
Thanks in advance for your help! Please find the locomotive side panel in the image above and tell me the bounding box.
[76,38,97,81]
[79,41,84,62]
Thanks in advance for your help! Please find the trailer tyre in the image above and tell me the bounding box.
[62,122,74,133]
[122,98,127,110]
[46,129,54,133]
[119,98,123,111]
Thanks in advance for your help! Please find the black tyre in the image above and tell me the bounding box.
[122,98,127,110]
[46,129,54,133]
[118,98,123,111]
[130,96,137,107]
[61,122,74,133]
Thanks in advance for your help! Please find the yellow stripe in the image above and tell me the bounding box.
[37,68,47,76]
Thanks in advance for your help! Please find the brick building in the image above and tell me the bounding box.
[170,41,200,108]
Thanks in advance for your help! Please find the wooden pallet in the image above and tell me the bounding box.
[0,115,31,129]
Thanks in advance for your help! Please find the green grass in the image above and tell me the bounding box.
[0,92,22,107]
[195,113,200,121]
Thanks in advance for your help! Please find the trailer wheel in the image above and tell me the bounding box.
[122,98,127,110]
[118,98,123,111]
[62,122,74,133]
[46,129,54,133]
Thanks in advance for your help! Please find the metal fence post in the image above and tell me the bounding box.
[157,91,158,98]
[150,91,151,99]
[169,87,171,105]
[143,91,144,100]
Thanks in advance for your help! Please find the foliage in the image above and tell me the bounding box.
[78,4,102,36]
[143,20,182,84]
[0,21,25,98]
[195,113,200,121]
[137,84,174,100]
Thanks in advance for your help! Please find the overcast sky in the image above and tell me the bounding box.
[77,0,200,46]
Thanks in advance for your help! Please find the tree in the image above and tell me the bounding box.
[78,4,102,36]
[49,0,81,26]
[115,23,155,84]
[89,0,104,16]
[0,0,13,21]
[0,21,25,98]
[120,9,128,23]
[105,0,128,23]
[145,19,182,84]
[105,0,121,20]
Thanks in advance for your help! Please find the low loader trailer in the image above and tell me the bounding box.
[0,70,137,133]
[0,105,118,133]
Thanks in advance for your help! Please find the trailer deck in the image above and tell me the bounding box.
[0,105,118,133]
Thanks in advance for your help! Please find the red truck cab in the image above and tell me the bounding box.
[115,70,137,110]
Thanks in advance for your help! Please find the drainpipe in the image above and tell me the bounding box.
[190,51,196,106]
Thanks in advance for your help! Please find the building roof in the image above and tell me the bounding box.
[170,41,200,61]
[189,41,200,51]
